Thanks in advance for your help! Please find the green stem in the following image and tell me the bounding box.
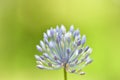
[64,68,67,80]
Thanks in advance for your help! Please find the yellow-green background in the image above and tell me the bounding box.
[0,0,120,80]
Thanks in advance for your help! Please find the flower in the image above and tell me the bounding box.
[35,25,93,75]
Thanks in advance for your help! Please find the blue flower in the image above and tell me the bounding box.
[35,25,92,75]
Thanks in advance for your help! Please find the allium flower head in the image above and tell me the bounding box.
[35,25,92,75]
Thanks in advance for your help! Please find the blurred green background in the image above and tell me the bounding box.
[0,0,120,80]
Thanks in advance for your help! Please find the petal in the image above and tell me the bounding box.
[77,40,81,46]
[47,30,51,37]
[85,57,93,65]
[40,40,46,50]
[49,41,54,48]
[80,72,85,75]
[50,28,54,36]
[84,46,89,52]
[36,45,42,52]
[37,65,44,69]
[81,35,86,46]
[70,25,74,32]
[35,55,41,61]
[61,24,66,33]
[44,33,48,39]
[71,69,76,73]
[56,25,59,32]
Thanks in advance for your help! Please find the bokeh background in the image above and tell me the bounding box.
[0,0,120,80]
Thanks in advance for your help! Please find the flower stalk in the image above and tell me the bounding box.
[64,64,67,80]
[64,68,67,80]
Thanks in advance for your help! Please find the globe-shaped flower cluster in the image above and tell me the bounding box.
[35,25,92,75]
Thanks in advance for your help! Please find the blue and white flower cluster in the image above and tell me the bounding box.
[35,25,92,75]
